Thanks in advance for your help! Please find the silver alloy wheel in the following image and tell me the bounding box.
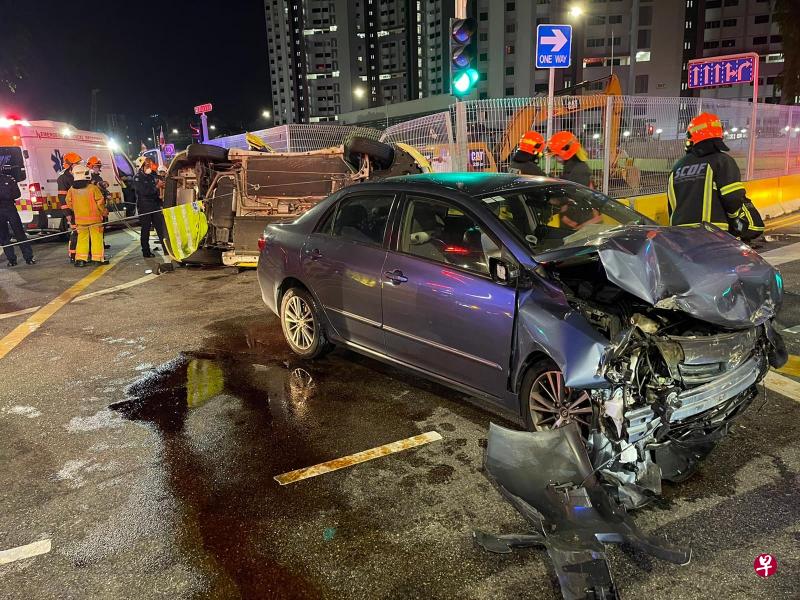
[528,370,592,431]
[284,295,315,350]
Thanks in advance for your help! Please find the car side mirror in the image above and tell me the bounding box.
[489,257,518,285]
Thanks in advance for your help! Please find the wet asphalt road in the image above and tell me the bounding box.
[0,229,798,599]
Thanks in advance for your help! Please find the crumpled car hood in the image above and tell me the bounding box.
[535,225,782,328]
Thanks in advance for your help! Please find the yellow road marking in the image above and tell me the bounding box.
[0,306,41,321]
[0,243,137,360]
[766,212,800,231]
[274,431,443,485]
[774,354,800,378]
[72,273,158,302]
[764,370,800,403]
[0,539,51,565]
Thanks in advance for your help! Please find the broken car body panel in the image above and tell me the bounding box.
[534,224,782,329]
[475,422,690,600]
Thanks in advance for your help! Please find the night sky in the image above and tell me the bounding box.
[0,0,270,142]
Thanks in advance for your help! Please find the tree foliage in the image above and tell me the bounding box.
[774,0,800,104]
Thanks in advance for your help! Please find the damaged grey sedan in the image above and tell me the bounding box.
[261,173,784,501]
[261,172,785,598]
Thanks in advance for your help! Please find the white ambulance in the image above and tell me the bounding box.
[0,118,132,233]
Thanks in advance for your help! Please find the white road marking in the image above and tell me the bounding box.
[782,325,800,334]
[763,371,800,403]
[0,306,41,321]
[759,241,800,267]
[274,431,443,485]
[72,274,158,302]
[0,539,51,565]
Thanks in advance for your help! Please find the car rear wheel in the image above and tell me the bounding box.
[521,359,593,433]
[280,288,331,359]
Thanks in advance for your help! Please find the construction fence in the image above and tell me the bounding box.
[382,95,800,199]
[208,96,800,200]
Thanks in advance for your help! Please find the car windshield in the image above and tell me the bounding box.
[480,183,651,252]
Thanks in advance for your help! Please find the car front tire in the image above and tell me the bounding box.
[520,358,593,433]
[280,287,331,359]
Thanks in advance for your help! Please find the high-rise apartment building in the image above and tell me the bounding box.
[265,0,788,125]
[263,0,453,124]
[683,0,784,103]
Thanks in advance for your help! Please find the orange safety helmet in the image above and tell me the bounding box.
[86,156,102,168]
[518,131,545,156]
[62,152,82,168]
[547,131,582,161]
[686,112,724,144]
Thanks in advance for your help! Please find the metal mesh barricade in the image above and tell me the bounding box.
[381,112,455,172]
[209,97,800,198]
[206,124,381,153]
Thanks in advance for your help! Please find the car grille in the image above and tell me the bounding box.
[678,361,726,386]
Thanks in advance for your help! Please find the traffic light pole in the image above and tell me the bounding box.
[545,68,555,174]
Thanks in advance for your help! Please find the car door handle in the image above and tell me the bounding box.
[306,248,323,261]
[384,269,408,284]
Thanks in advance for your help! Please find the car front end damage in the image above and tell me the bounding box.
[528,225,786,507]
[477,225,785,598]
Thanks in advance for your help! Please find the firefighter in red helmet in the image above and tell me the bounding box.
[668,112,763,241]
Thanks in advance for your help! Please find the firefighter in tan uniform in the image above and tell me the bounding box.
[58,152,82,261]
[667,112,764,242]
[65,166,108,266]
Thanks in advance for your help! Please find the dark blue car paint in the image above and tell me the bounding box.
[257,173,780,422]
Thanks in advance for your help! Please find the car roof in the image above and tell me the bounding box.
[379,172,564,196]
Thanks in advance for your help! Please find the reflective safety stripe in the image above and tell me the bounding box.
[743,206,765,231]
[720,181,745,195]
[667,173,676,221]
[702,165,714,223]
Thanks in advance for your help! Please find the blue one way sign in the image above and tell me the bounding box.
[536,24,572,69]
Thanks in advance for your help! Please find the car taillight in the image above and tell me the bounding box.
[258,234,267,252]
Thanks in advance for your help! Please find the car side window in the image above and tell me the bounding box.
[319,194,394,246]
[400,196,500,275]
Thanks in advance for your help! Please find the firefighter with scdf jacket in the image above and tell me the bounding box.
[0,166,36,267]
[65,166,107,267]
[132,157,167,258]
[508,131,546,176]
[668,112,764,242]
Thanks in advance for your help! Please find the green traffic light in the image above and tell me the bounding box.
[453,72,471,94]
[453,68,479,95]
